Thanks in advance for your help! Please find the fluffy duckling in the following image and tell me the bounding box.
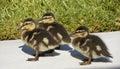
[18,18,59,61]
[38,12,71,46]
[71,26,112,65]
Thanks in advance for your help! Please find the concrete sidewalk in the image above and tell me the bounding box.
[0,31,120,69]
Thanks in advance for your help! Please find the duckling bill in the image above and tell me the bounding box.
[18,18,59,61]
[38,12,71,47]
[71,26,113,65]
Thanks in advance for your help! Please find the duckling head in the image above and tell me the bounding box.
[38,12,55,24]
[71,26,89,38]
[18,18,36,31]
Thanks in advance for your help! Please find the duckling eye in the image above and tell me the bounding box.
[24,22,32,25]
[25,23,29,25]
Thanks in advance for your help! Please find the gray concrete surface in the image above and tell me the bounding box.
[0,31,120,69]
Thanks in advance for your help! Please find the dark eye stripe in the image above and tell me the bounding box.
[23,23,31,26]
[43,17,52,19]
[43,18,49,19]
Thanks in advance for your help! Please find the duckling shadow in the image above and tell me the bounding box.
[19,45,60,57]
[59,44,73,51]
[69,50,112,62]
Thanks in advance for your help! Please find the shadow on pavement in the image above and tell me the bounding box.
[19,45,60,57]
[69,50,112,63]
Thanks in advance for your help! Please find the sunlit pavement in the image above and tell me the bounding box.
[0,31,120,69]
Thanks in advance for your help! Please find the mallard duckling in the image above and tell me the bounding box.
[71,26,112,65]
[18,18,59,61]
[38,12,71,46]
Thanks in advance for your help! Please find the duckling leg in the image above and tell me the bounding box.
[82,58,93,62]
[43,49,54,54]
[80,53,92,65]
[27,47,39,61]
[33,52,45,57]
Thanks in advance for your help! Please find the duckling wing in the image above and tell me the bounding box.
[30,29,59,51]
[33,29,59,46]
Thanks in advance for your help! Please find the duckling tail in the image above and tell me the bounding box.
[102,50,113,58]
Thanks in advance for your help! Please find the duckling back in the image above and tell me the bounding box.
[88,35,113,58]
[39,22,71,44]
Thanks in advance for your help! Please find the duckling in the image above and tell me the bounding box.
[38,12,71,47]
[71,26,112,65]
[18,18,59,61]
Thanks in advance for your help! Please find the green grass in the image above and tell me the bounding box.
[0,0,120,40]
